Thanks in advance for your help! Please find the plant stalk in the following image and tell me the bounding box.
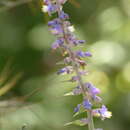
[56,1,95,130]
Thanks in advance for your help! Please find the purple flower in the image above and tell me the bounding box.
[48,19,61,26]
[84,52,92,57]
[73,86,82,95]
[67,34,85,46]
[42,3,58,15]
[92,105,112,120]
[52,37,64,50]
[47,4,57,13]
[76,51,92,58]
[84,82,100,96]
[74,40,86,45]
[51,37,64,49]
[77,40,86,43]
[59,11,69,20]
[49,25,63,35]
[48,19,63,35]
[74,104,81,113]
[92,95,102,103]
[76,51,85,57]
[99,105,112,120]
[83,99,92,110]
[57,66,73,75]
[69,76,79,82]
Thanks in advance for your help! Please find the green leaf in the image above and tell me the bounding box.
[64,119,88,126]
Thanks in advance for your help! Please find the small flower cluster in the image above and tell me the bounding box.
[42,0,112,129]
[73,82,111,120]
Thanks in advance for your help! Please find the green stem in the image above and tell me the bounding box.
[87,111,95,130]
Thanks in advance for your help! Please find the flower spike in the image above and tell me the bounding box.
[42,0,112,129]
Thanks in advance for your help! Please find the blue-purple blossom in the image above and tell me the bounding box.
[67,34,85,46]
[48,19,61,26]
[77,40,86,44]
[84,52,92,57]
[76,51,92,58]
[73,86,82,95]
[51,38,64,49]
[74,104,81,113]
[92,95,102,103]
[42,3,58,15]
[57,66,73,75]
[83,99,92,110]
[99,105,112,120]
[84,82,100,96]
[92,105,112,120]
[50,25,63,35]
[47,4,57,13]
[69,76,80,82]
[48,19,63,35]
[59,11,69,20]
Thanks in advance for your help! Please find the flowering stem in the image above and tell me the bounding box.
[73,54,95,130]
[74,65,95,130]
[63,33,95,130]
[65,45,95,130]
[42,0,112,129]
[55,2,95,130]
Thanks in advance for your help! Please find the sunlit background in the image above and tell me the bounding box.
[0,0,130,130]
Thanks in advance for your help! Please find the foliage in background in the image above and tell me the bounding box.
[0,0,130,130]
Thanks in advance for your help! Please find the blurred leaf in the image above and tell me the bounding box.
[0,72,23,96]
[28,25,55,50]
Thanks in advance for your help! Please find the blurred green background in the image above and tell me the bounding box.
[0,0,130,130]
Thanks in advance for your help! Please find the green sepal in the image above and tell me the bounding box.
[64,119,87,126]
[64,91,74,96]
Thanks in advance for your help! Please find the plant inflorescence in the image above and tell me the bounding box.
[41,0,112,130]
